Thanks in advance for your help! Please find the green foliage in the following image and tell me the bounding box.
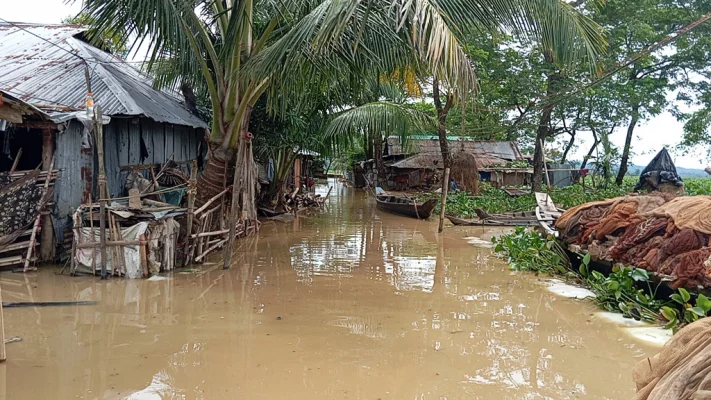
[582,263,664,322]
[493,229,711,330]
[492,227,570,274]
[661,291,711,333]
[429,178,711,218]
[683,178,711,196]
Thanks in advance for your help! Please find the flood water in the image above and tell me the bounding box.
[0,180,654,400]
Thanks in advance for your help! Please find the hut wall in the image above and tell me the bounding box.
[103,117,205,199]
[54,120,94,221]
[52,118,205,240]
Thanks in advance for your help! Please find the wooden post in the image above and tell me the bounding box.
[224,168,240,270]
[95,106,109,279]
[69,219,77,275]
[139,234,148,277]
[438,167,450,233]
[0,282,5,362]
[224,135,249,270]
[39,129,55,261]
[99,199,107,279]
[184,160,197,267]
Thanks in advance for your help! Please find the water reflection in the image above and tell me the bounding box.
[0,179,650,400]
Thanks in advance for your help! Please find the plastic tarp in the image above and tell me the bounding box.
[75,222,149,278]
[73,218,180,278]
[634,148,684,192]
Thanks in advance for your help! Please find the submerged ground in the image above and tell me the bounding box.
[0,180,655,399]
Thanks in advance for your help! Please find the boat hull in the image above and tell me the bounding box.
[376,196,437,219]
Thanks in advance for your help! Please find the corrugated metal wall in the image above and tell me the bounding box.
[52,118,205,238]
[103,117,204,199]
[549,163,574,187]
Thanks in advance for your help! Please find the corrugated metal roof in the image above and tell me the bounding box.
[0,23,207,128]
[387,136,523,160]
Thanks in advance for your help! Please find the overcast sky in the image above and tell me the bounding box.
[4,1,709,169]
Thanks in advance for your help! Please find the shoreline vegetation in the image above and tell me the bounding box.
[419,177,711,219]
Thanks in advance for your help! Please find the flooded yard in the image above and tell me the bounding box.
[0,181,655,399]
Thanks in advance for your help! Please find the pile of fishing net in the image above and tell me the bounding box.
[555,194,711,290]
[632,317,711,399]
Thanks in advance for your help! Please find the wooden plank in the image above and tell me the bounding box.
[128,119,141,168]
[118,119,131,167]
[0,241,31,254]
[165,125,174,165]
[142,120,154,164]
[0,256,23,267]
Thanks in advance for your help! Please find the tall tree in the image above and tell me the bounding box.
[82,0,604,219]
[587,0,711,185]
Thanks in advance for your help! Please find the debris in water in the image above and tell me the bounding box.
[4,337,21,344]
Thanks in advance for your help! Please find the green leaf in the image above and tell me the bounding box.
[671,294,684,304]
[579,263,588,277]
[660,306,678,322]
[679,288,691,303]
[696,294,711,314]
[684,309,699,322]
[630,268,649,282]
[690,307,706,317]
[607,281,620,291]
[582,253,591,266]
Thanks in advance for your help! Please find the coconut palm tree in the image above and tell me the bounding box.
[81,0,605,220]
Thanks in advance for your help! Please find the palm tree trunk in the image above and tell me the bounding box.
[616,103,640,185]
[196,145,235,205]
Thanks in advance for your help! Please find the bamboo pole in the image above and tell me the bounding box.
[70,215,77,276]
[0,282,5,362]
[184,160,197,267]
[9,147,22,174]
[39,129,55,261]
[190,229,230,239]
[24,155,55,272]
[224,150,241,270]
[194,187,230,216]
[99,199,107,279]
[88,207,96,275]
[139,234,148,278]
[76,240,143,249]
[438,167,451,233]
[196,239,228,262]
[95,105,109,280]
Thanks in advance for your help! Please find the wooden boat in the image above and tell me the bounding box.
[535,192,564,235]
[446,209,539,227]
[375,195,438,219]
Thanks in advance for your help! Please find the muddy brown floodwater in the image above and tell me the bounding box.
[0,180,655,400]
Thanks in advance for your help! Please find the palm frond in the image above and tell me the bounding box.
[323,101,434,153]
